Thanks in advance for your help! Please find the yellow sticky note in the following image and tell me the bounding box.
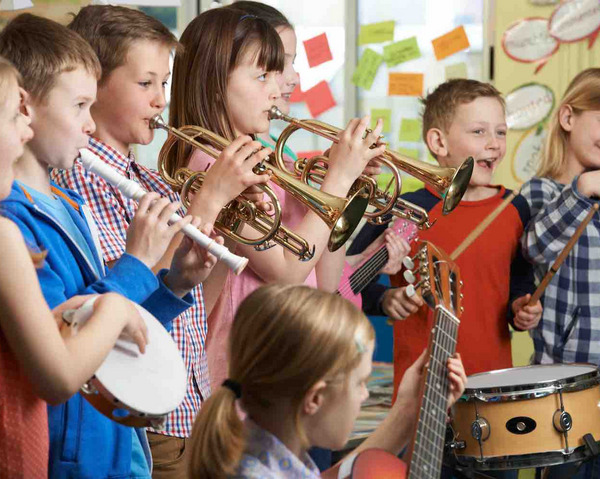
[371,108,391,133]
[397,147,419,159]
[388,73,424,97]
[399,118,422,142]
[383,36,421,67]
[358,20,395,45]
[432,26,470,61]
[352,48,383,90]
[445,62,468,79]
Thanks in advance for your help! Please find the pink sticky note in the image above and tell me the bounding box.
[296,150,323,160]
[303,33,333,68]
[303,81,336,117]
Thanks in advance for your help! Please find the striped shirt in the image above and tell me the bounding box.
[521,176,600,365]
[50,137,210,437]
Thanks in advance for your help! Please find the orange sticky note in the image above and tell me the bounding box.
[388,73,423,97]
[303,33,333,68]
[432,26,470,61]
[303,81,336,117]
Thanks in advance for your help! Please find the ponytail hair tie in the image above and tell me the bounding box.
[222,379,242,398]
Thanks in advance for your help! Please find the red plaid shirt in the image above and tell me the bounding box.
[51,137,210,438]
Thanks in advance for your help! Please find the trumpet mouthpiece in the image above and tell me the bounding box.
[268,106,285,121]
[149,114,166,130]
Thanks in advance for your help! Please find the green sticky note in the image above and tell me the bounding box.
[370,108,391,133]
[377,172,395,191]
[383,37,421,67]
[397,147,419,159]
[351,49,383,90]
[358,20,395,45]
[399,118,422,142]
[445,62,468,80]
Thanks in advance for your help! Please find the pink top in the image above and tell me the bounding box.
[188,149,317,389]
[0,331,48,478]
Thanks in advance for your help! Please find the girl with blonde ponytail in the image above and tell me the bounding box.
[520,68,600,478]
[189,285,466,478]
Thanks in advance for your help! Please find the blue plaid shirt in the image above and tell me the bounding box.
[520,176,600,365]
[51,137,210,438]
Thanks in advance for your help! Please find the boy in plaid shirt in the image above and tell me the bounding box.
[51,5,271,478]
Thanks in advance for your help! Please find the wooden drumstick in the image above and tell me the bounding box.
[387,189,520,325]
[527,202,600,306]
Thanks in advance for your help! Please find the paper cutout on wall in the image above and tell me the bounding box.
[432,26,470,61]
[445,62,468,79]
[293,26,345,91]
[370,109,391,133]
[358,20,395,46]
[303,33,333,68]
[388,73,423,97]
[548,0,600,48]
[352,48,383,90]
[303,81,336,117]
[0,0,33,10]
[502,18,559,72]
[289,84,304,103]
[397,148,419,159]
[512,126,547,183]
[399,118,422,142]
[383,36,421,67]
[505,83,554,130]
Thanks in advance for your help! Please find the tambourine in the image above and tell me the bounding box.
[63,297,187,428]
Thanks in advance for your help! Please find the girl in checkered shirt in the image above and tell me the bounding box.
[520,68,600,477]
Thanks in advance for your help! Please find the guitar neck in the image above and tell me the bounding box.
[408,305,459,479]
[348,246,389,295]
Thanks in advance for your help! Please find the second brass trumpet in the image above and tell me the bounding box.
[151,115,369,258]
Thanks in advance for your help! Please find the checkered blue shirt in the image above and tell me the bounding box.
[51,137,210,438]
[520,176,600,365]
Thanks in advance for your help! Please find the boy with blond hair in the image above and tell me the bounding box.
[0,12,235,479]
[51,5,271,477]
[349,79,542,399]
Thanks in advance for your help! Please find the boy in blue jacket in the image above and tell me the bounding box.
[0,14,223,478]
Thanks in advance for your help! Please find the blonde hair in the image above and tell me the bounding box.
[0,55,21,107]
[189,284,374,478]
[422,79,505,159]
[537,68,600,179]
[0,14,101,102]
[68,5,179,85]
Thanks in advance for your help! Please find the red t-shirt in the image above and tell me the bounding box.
[391,186,529,400]
[0,331,49,478]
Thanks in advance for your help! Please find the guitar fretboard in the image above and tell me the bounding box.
[408,305,459,479]
[348,246,389,294]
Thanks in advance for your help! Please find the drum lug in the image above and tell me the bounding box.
[471,417,490,442]
[553,409,573,433]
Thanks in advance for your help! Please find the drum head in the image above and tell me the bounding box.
[466,364,599,391]
[74,298,187,416]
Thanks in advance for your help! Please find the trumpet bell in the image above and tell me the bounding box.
[442,157,474,214]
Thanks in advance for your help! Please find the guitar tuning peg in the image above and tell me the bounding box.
[405,284,416,297]
[459,280,464,287]
[402,256,414,270]
[404,269,416,284]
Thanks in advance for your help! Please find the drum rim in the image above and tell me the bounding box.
[451,443,597,471]
[459,363,600,402]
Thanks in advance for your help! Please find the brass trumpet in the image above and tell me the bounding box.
[151,115,369,259]
[268,106,474,229]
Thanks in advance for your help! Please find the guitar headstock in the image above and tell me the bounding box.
[403,241,463,316]
[390,218,419,244]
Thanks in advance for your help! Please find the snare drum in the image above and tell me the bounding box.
[65,297,187,429]
[449,364,600,470]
